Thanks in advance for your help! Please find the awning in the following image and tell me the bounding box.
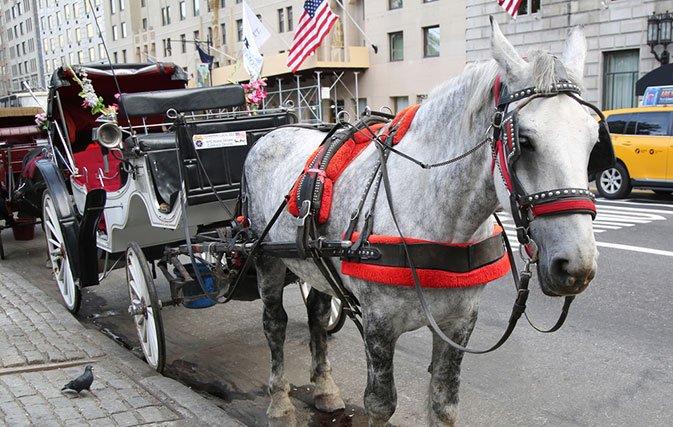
[0,125,42,137]
[636,64,673,95]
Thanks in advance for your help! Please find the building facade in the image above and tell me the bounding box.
[37,0,107,87]
[466,0,668,110]
[1,0,42,95]
[3,1,663,114]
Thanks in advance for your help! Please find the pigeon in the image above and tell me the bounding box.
[61,365,95,397]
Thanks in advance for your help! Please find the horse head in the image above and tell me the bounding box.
[490,18,599,296]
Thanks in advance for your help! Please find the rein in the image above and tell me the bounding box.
[349,72,594,352]
[371,125,566,354]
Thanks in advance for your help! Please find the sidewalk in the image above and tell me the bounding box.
[0,265,245,426]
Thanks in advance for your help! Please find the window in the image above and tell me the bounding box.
[73,4,79,18]
[287,7,293,31]
[236,19,242,41]
[181,33,187,53]
[78,50,84,63]
[634,112,672,136]
[142,17,147,30]
[180,1,186,20]
[392,96,409,113]
[389,0,402,10]
[87,23,93,38]
[121,22,127,38]
[75,27,81,42]
[163,39,171,56]
[113,51,118,62]
[193,30,200,46]
[64,4,70,20]
[119,0,125,11]
[221,0,225,7]
[389,31,403,61]
[193,0,199,16]
[58,34,63,48]
[517,0,540,16]
[141,0,145,6]
[109,0,115,14]
[220,24,225,44]
[162,7,171,25]
[603,50,639,110]
[122,49,127,63]
[85,1,90,13]
[278,8,284,33]
[111,25,117,40]
[99,43,105,59]
[66,29,72,42]
[89,47,95,61]
[423,26,439,57]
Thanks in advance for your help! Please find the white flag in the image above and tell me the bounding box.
[242,1,270,78]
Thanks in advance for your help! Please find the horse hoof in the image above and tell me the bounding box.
[268,413,297,427]
[267,393,296,427]
[314,392,345,413]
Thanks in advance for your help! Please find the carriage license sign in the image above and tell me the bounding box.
[193,131,247,150]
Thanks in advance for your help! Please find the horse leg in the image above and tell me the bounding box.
[306,288,345,412]
[256,256,296,427]
[362,311,400,427]
[427,312,478,427]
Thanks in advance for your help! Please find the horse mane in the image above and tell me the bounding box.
[424,50,584,134]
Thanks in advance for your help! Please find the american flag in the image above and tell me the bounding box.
[498,0,523,18]
[286,0,338,72]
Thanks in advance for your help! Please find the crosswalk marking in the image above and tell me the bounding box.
[595,241,673,257]
[497,199,672,246]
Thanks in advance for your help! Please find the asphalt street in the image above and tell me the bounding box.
[1,190,672,426]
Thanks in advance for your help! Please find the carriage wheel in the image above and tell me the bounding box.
[42,190,80,313]
[126,242,166,372]
[299,282,346,335]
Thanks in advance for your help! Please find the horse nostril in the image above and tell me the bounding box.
[551,257,570,280]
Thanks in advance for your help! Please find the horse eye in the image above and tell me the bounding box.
[519,135,535,151]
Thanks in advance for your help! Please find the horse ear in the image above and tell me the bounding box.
[490,16,528,83]
[561,27,587,80]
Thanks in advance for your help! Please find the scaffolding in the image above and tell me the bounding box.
[262,70,362,124]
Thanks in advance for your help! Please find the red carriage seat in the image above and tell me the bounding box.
[72,144,123,192]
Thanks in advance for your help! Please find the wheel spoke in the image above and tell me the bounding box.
[126,242,164,371]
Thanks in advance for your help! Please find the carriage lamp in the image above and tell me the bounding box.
[648,11,673,65]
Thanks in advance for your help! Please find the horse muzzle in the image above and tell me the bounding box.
[538,249,597,296]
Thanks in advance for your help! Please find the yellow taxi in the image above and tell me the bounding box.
[596,105,673,199]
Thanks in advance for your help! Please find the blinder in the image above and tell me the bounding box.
[491,68,615,246]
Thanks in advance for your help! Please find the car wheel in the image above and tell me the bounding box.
[596,163,632,199]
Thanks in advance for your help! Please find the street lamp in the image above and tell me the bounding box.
[648,11,672,65]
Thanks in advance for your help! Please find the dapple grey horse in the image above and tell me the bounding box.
[244,19,598,427]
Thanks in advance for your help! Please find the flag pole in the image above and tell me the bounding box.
[207,34,213,86]
[333,0,378,54]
